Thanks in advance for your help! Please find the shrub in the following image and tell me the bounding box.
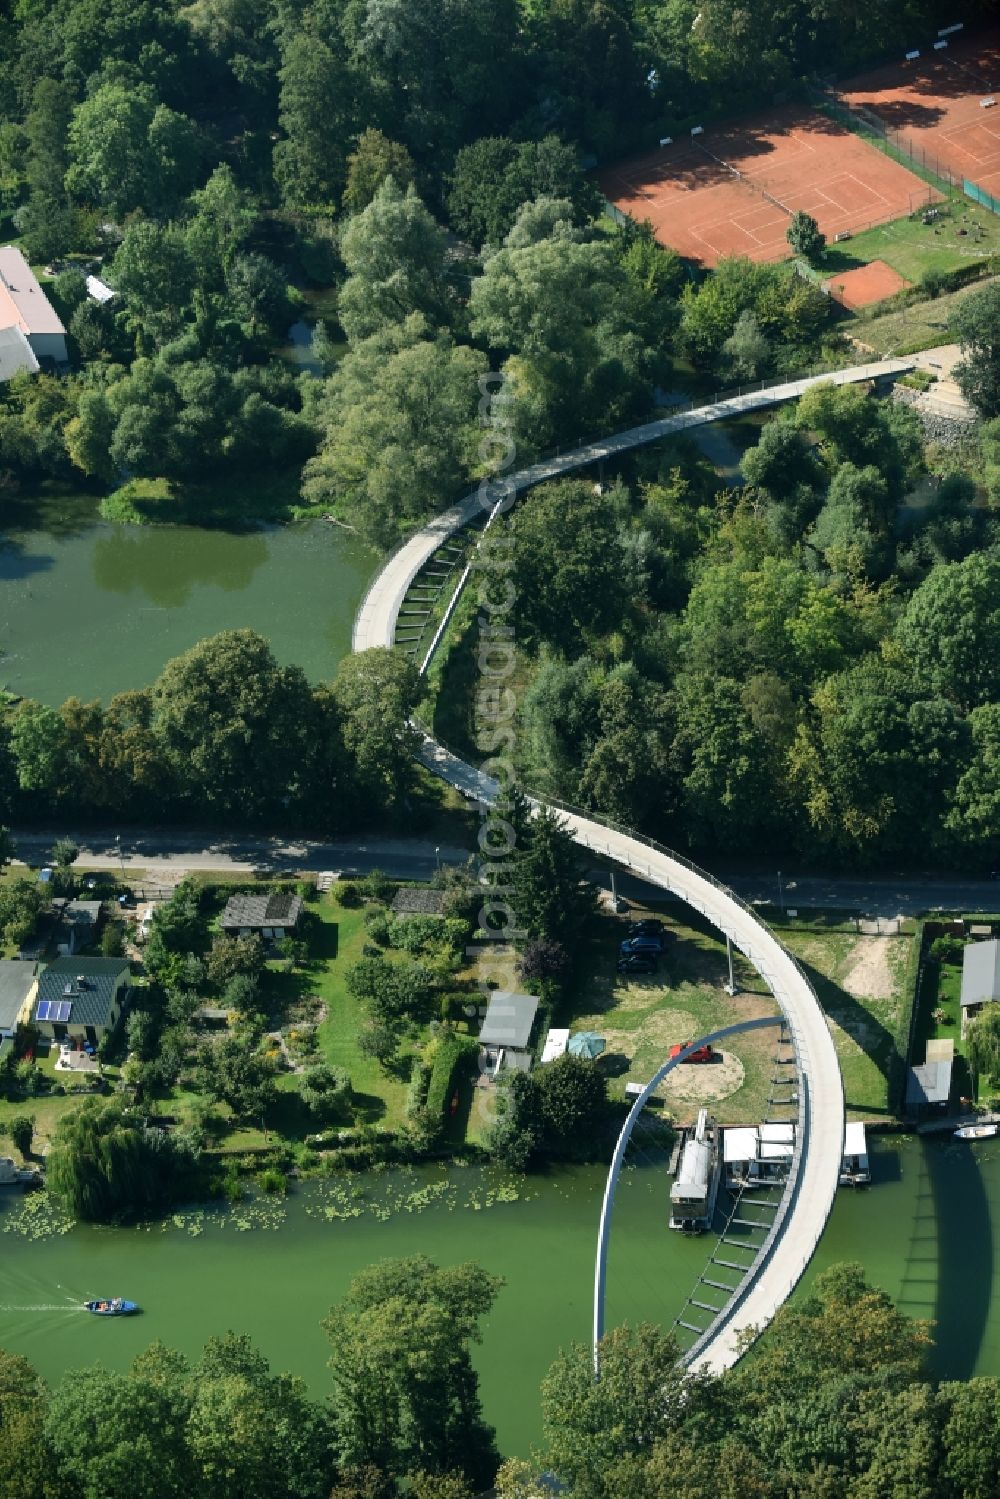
[338,882,363,908]
[930,935,964,965]
[425,1034,477,1124]
[99,477,177,525]
[258,1167,287,1195]
[361,868,397,904]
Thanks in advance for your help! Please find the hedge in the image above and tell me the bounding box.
[426,1035,477,1123]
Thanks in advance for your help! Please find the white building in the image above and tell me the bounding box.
[0,246,67,368]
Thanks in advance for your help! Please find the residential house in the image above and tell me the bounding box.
[0,961,38,1042]
[220,891,303,941]
[32,957,130,1046]
[0,247,67,367]
[478,990,539,1078]
[53,899,103,956]
[960,938,1000,1036]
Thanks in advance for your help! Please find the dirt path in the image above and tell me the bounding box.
[841,936,899,1001]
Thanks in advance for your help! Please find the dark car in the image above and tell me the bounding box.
[619,936,664,958]
[628,919,666,939]
[617,953,657,975]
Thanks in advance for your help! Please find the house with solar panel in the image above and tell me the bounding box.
[220,891,303,942]
[32,957,131,1047]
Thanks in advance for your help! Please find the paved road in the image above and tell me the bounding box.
[10,830,470,883]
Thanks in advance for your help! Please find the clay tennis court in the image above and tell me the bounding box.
[840,25,1000,201]
[597,105,937,267]
[823,259,911,310]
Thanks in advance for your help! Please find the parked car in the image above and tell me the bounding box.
[628,919,666,939]
[617,953,657,975]
[619,936,664,958]
[669,1042,713,1064]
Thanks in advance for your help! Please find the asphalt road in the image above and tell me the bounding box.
[10,829,472,883]
[11,828,998,916]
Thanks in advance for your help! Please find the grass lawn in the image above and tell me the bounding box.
[310,896,411,1129]
[819,195,1000,285]
[846,270,1000,355]
[772,914,914,1118]
[562,907,781,1128]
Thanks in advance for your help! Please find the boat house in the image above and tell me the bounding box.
[670,1109,720,1232]
[220,891,303,941]
[478,990,539,1079]
[905,1038,954,1119]
[32,957,130,1046]
[840,1121,870,1185]
[961,939,1000,1036]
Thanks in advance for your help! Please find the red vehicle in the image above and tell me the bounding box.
[669,1042,713,1064]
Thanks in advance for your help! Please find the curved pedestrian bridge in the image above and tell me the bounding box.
[352,361,915,1369]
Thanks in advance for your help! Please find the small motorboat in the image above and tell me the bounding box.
[954,1124,999,1141]
[84,1299,139,1316]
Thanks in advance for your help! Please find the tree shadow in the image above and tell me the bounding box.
[350,1090,387,1125]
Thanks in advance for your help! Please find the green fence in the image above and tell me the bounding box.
[965,179,1000,216]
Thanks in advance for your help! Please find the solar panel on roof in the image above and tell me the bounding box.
[36,999,50,1022]
[55,1000,72,1023]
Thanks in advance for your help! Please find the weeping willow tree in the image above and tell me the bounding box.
[47,1100,195,1222]
[966,1007,1000,1102]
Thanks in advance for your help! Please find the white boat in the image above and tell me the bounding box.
[840,1121,871,1185]
[954,1123,1000,1140]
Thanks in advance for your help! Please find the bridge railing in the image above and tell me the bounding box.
[416,720,827,1017]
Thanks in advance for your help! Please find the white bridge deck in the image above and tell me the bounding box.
[351,361,914,1370]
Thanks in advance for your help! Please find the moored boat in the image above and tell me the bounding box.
[954,1124,1000,1141]
[84,1299,139,1316]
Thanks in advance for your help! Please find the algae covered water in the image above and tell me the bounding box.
[0,1161,707,1457]
[2,1140,1000,1454]
[0,500,374,703]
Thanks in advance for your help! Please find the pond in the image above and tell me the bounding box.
[2,1134,1000,1457]
[0,494,375,704]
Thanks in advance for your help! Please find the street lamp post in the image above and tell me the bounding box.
[777,869,784,914]
[434,845,441,874]
[115,835,126,884]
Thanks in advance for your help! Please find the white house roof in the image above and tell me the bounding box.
[86,274,115,303]
[0,324,39,381]
[540,1027,569,1063]
[672,1137,713,1198]
[760,1122,795,1144]
[723,1126,759,1163]
[961,939,1000,1008]
[0,247,66,336]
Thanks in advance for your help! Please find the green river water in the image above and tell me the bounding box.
[1,1134,997,1456]
[0,497,374,704]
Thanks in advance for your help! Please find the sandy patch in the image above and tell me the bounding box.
[841,936,900,1001]
[600,1007,746,1106]
[659,1050,745,1105]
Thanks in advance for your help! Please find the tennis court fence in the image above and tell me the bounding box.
[965,178,1000,215]
[820,89,1000,215]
